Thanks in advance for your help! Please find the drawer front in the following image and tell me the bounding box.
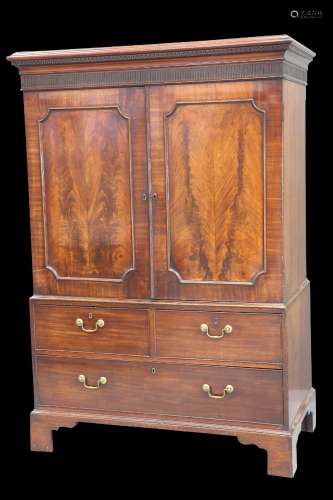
[34,305,149,356]
[36,357,283,424]
[155,311,281,363]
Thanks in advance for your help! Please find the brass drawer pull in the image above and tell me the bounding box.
[75,318,105,333]
[78,374,107,390]
[202,383,234,399]
[200,323,233,339]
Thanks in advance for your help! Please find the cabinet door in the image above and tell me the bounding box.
[149,82,283,302]
[24,88,149,298]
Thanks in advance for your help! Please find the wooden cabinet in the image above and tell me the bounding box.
[8,35,316,477]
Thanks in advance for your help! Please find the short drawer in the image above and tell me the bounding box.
[36,357,284,425]
[33,304,149,356]
[155,311,282,363]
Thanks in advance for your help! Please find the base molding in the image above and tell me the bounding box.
[30,388,315,478]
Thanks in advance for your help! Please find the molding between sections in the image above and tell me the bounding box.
[30,280,310,310]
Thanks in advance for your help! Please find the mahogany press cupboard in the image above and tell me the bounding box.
[8,35,316,477]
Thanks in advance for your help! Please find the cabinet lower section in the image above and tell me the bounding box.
[29,287,315,478]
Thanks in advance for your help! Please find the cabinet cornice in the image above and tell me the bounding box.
[8,35,315,90]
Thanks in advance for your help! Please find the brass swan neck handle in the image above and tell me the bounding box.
[75,318,105,333]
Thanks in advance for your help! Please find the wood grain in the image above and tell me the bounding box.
[30,294,291,312]
[282,81,307,300]
[155,310,281,363]
[8,36,315,92]
[10,36,316,477]
[40,106,134,281]
[30,388,315,478]
[30,410,78,452]
[166,100,265,284]
[35,356,284,424]
[284,282,312,428]
[7,35,303,62]
[149,80,282,301]
[23,88,150,298]
[238,388,316,477]
[33,304,149,356]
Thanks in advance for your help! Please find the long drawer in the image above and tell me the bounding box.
[33,304,149,356]
[155,310,282,363]
[36,357,284,424]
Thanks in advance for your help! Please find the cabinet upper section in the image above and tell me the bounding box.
[9,36,315,303]
[7,35,315,91]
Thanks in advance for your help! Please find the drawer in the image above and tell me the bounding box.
[155,311,282,363]
[33,305,149,356]
[36,357,284,425]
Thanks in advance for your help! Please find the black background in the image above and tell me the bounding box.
[0,5,329,489]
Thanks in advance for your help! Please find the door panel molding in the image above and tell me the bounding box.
[164,98,266,285]
[39,105,136,283]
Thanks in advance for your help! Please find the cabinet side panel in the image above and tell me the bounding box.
[23,92,45,293]
[285,283,312,428]
[283,81,307,299]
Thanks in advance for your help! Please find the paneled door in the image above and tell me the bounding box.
[24,88,150,298]
[149,81,283,302]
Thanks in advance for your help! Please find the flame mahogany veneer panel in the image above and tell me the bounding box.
[166,100,264,284]
[40,107,134,281]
